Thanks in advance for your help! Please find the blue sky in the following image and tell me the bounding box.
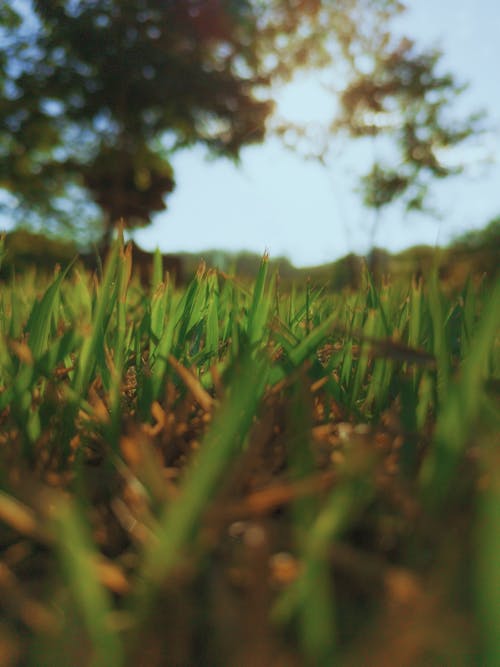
[133,0,500,266]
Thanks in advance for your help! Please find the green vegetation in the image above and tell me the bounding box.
[1,1,480,246]
[451,216,500,251]
[2,219,499,292]
[0,0,390,241]
[0,234,499,666]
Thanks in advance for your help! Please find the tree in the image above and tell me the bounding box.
[336,38,482,231]
[273,12,483,248]
[451,215,500,251]
[0,0,408,245]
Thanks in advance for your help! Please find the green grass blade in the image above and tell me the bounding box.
[273,459,374,664]
[365,264,391,336]
[175,265,205,345]
[288,310,339,367]
[107,243,132,449]
[73,242,120,396]
[475,433,500,666]
[460,275,477,360]
[149,282,169,343]
[26,270,65,360]
[350,308,377,406]
[37,329,82,377]
[419,278,500,508]
[205,271,220,357]
[149,297,176,402]
[428,270,451,400]
[152,247,163,290]
[408,278,423,350]
[52,498,123,667]
[247,253,270,346]
[0,233,6,270]
[132,353,269,622]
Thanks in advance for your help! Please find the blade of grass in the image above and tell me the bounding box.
[149,295,177,403]
[152,247,163,290]
[205,270,220,358]
[365,263,391,336]
[288,311,340,367]
[273,455,374,664]
[73,240,120,397]
[428,270,451,401]
[0,233,6,270]
[475,426,500,666]
[131,353,269,623]
[51,498,123,667]
[247,252,270,346]
[26,268,66,361]
[419,278,500,508]
[107,242,132,449]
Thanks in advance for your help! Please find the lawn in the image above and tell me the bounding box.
[0,234,498,666]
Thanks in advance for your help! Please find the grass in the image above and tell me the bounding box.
[0,233,499,666]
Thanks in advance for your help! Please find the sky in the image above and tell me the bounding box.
[133,0,500,267]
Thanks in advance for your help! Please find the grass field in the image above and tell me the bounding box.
[0,233,499,666]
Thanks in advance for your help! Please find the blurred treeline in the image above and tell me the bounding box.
[1,216,498,290]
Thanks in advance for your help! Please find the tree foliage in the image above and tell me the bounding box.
[335,37,482,215]
[0,1,481,244]
[273,9,482,223]
[451,215,500,250]
[0,0,412,243]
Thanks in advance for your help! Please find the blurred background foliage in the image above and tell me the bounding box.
[1,214,498,290]
[0,0,482,248]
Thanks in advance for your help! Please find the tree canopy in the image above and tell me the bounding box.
[273,11,482,233]
[0,1,482,245]
[336,38,482,220]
